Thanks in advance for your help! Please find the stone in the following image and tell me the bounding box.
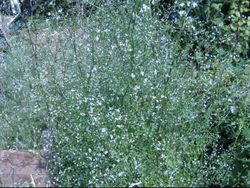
[0,150,54,187]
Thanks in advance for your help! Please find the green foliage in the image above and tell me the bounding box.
[156,0,250,68]
[0,0,249,187]
[210,0,250,60]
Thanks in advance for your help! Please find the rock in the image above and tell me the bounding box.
[0,150,54,187]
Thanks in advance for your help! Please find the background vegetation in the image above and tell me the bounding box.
[0,0,249,186]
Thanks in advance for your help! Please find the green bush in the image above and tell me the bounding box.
[0,0,249,186]
[161,0,250,65]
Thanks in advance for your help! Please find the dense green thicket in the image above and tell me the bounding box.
[0,0,249,186]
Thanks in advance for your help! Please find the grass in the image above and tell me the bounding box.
[0,0,249,186]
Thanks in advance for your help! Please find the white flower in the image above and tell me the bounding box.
[130,181,142,187]
[230,105,238,115]
[140,4,150,13]
[179,3,185,7]
[101,128,107,134]
[133,85,140,91]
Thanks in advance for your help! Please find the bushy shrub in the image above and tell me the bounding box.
[0,0,249,186]
[152,0,250,65]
